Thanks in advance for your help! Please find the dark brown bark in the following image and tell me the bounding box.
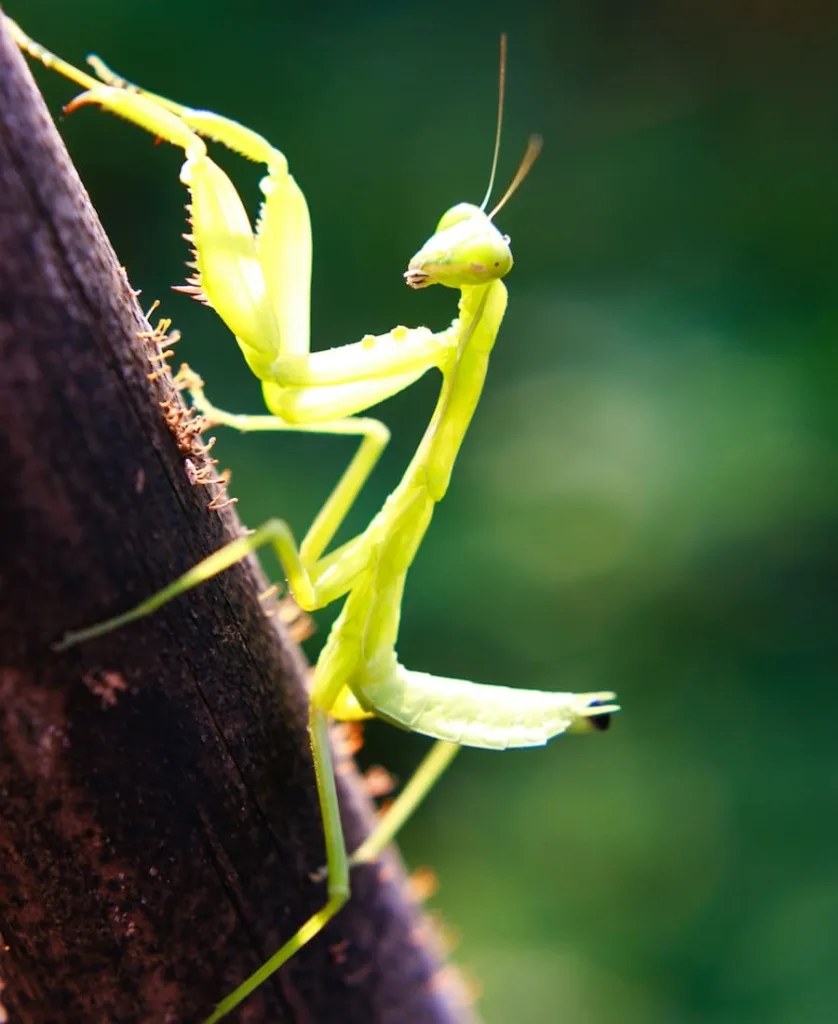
[0,15,472,1024]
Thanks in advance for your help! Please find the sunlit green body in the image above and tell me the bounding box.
[12,19,618,1023]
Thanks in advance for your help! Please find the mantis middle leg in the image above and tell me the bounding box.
[53,400,387,650]
[180,368,389,564]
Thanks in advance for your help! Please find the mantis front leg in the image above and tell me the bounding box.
[10,20,450,415]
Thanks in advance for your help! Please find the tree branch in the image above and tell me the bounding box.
[0,15,471,1023]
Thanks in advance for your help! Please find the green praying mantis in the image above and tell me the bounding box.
[12,18,619,1023]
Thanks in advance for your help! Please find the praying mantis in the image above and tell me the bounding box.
[11,18,619,1023]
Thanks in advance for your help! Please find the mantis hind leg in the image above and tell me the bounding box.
[203,701,350,1024]
[349,739,461,867]
[203,617,366,1022]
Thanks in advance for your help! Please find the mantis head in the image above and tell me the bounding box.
[404,204,513,290]
[404,35,542,291]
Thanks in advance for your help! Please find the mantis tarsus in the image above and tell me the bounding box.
[12,19,619,1023]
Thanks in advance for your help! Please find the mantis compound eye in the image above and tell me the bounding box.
[435,202,480,234]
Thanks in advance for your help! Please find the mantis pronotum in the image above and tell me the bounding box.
[11,19,619,1022]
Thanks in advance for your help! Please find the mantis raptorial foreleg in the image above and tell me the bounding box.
[13,20,621,1024]
[10,19,446,410]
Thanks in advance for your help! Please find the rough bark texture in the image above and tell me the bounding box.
[0,15,472,1024]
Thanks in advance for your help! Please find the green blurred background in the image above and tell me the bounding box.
[14,1,838,1020]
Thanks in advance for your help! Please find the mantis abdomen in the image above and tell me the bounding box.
[365,666,616,748]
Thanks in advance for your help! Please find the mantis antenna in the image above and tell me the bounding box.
[479,32,508,212]
[478,33,543,221]
[488,133,543,220]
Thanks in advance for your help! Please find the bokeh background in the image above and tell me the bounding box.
[14,1,838,1021]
